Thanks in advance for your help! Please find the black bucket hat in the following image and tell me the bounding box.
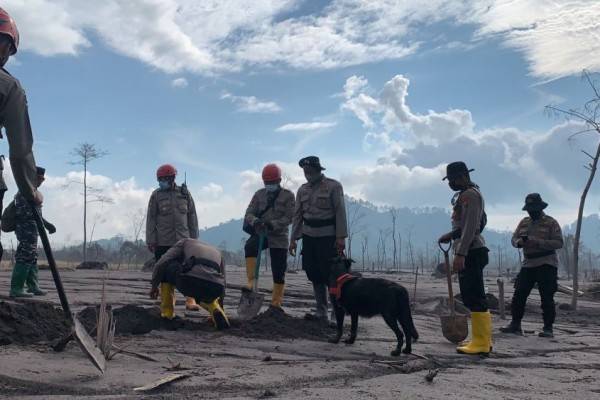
[36,166,45,176]
[522,193,548,212]
[442,161,474,181]
[299,156,325,171]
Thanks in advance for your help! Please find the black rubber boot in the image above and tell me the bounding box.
[538,326,554,338]
[499,320,522,335]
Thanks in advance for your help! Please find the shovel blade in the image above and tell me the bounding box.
[440,314,469,344]
[237,290,265,321]
[73,317,106,373]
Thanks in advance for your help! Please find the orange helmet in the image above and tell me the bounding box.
[0,8,19,55]
[262,163,282,182]
[156,164,177,179]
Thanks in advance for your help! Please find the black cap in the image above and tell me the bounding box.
[522,193,548,212]
[299,156,325,171]
[36,166,45,176]
[442,161,474,181]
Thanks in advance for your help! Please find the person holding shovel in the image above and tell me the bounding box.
[501,193,563,338]
[150,238,229,330]
[438,161,492,355]
[290,156,347,324]
[243,163,295,311]
[0,8,44,246]
[146,163,201,318]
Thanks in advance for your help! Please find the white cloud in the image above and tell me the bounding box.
[467,0,600,79]
[341,73,599,227]
[275,121,337,132]
[220,91,282,113]
[171,77,189,88]
[6,0,597,78]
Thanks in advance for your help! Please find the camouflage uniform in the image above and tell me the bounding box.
[14,191,39,265]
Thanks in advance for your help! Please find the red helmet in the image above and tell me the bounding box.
[0,8,19,55]
[262,163,282,182]
[156,164,177,179]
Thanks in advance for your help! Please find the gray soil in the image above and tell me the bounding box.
[0,268,598,399]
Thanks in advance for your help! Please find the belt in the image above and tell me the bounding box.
[181,256,220,274]
[524,250,556,260]
[303,217,335,228]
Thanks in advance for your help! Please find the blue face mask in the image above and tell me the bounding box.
[265,184,279,192]
[159,180,171,190]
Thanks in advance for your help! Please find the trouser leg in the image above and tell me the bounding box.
[511,268,536,322]
[270,248,287,308]
[458,248,489,312]
[537,265,558,329]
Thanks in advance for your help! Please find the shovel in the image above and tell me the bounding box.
[237,234,266,320]
[439,242,468,344]
[31,205,106,373]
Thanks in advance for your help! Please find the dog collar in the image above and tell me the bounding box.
[329,273,357,300]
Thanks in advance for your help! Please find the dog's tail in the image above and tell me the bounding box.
[398,289,419,341]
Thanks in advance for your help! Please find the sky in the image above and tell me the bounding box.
[1,0,600,246]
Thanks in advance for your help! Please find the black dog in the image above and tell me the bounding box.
[328,256,418,356]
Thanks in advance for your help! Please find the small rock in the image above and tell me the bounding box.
[259,389,276,398]
[262,355,272,362]
[558,303,572,311]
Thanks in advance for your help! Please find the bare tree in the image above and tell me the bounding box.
[546,70,600,309]
[69,143,109,263]
[346,201,366,259]
[129,208,147,243]
[360,234,369,271]
[390,208,399,270]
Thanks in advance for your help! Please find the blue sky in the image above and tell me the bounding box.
[1,0,599,244]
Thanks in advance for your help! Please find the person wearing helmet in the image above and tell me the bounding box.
[0,8,42,209]
[146,164,200,318]
[243,163,295,310]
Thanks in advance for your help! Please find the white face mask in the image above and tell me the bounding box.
[265,184,279,192]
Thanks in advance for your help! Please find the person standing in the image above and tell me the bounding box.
[9,166,55,297]
[0,7,44,267]
[146,164,199,318]
[501,193,563,338]
[438,161,491,355]
[243,163,295,310]
[290,156,347,323]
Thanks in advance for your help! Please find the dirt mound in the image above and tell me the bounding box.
[0,301,71,346]
[232,307,332,341]
[584,283,600,300]
[78,305,209,335]
[76,261,108,270]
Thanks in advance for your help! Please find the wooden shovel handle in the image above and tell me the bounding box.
[439,242,455,317]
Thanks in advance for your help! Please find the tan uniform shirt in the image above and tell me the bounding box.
[244,187,295,249]
[151,238,224,289]
[0,68,37,202]
[452,186,486,256]
[146,185,198,247]
[512,214,563,268]
[291,176,348,240]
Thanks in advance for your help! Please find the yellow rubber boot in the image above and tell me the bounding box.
[186,297,201,311]
[200,299,230,330]
[160,282,176,319]
[271,283,285,309]
[245,257,257,289]
[457,311,492,355]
